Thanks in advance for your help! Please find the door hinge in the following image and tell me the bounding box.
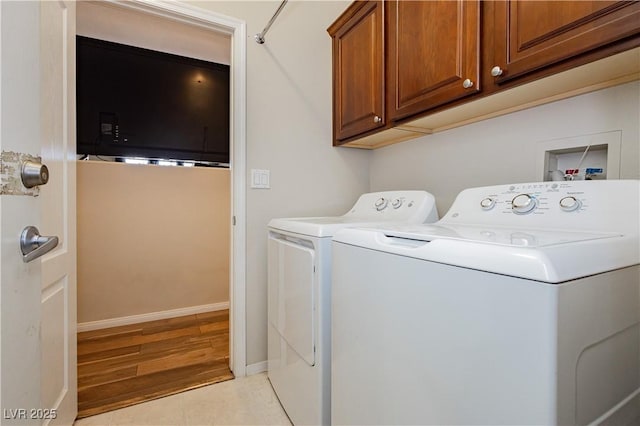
[232,216,236,226]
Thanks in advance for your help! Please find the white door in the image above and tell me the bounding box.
[1,1,77,425]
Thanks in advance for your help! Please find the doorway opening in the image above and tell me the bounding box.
[74,0,246,417]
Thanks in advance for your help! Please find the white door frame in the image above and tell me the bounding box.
[107,0,247,377]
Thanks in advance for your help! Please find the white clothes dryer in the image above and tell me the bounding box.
[267,191,438,425]
[332,180,640,426]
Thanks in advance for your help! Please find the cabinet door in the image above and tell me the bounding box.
[491,1,640,84]
[329,1,385,143]
[387,0,480,121]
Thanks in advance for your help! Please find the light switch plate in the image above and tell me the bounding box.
[251,169,270,189]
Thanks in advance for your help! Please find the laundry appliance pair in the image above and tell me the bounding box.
[268,180,640,426]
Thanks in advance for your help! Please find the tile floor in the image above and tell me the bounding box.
[73,373,292,426]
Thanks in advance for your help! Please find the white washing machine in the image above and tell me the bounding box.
[332,180,640,426]
[267,191,439,425]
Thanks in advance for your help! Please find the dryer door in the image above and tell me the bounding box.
[268,233,316,366]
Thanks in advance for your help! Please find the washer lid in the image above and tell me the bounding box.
[378,223,620,247]
[332,225,639,283]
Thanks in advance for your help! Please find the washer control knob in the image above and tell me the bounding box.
[374,197,388,211]
[480,197,496,210]
[559,196,581,212]
[511,193,537,214]
[391,198,403,209]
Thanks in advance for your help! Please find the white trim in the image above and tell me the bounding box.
[246,361,268,376]
[106,0,247,377]
[77,302,230,332]
[114,0,236,35]
[230,11,247,379]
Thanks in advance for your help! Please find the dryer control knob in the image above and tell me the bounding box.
[391,198,403,209]
[375,197,388,211]
[480,197,496,210]
[559,196,581,212]
[511,193,537,214]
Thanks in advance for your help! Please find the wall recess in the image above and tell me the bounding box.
[536,131,621,181]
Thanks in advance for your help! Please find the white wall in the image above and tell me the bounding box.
[184,1,370,365]
[370,81,640,215]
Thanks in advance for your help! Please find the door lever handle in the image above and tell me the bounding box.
[20,226,59,263]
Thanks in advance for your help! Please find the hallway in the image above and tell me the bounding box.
[77,310,232,417]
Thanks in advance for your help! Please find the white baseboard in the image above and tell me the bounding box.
[77,302,230,332]
[246,361,268,376]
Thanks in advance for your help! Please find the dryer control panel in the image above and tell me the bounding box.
[344,190,439,224]
[442,180,639,234]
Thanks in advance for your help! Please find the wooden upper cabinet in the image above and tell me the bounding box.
[387,0,480,121]
[327,1,639,149]
[491,1,640,84]
[328,1,385,143]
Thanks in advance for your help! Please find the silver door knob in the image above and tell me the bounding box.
[20,226,59,263]
[373,115,382,123]
[491,66,504,77]
[21,160,49,188]
[462,79,474,89]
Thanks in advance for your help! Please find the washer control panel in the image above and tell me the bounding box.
[442,180,639,234]
[478,182,589,216]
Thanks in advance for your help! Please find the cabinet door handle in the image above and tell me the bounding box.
[373,115,382,123]
[491,66,504,77]
[462,79,474,89]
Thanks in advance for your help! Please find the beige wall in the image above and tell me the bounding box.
[77,161,230,323]
[184,1,371,365]
[370,81,640,214]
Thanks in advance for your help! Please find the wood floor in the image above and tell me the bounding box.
[77,310,234,418]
